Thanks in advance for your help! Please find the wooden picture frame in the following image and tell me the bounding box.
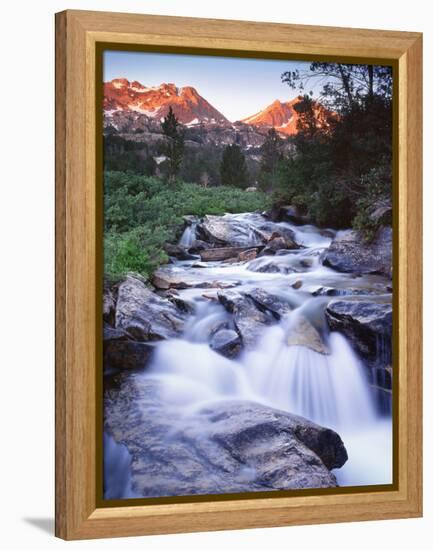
[55,9,423,540]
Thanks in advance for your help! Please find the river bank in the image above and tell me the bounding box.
[103,210,393,498]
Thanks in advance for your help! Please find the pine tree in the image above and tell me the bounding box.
[258,128,283,191]
[161,107,184,183]
[220,144,248,188]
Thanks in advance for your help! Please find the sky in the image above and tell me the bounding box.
[103,50,322,122]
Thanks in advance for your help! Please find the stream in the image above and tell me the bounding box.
[104,212,393,497]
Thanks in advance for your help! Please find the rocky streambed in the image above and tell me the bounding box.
[103,210,394,499]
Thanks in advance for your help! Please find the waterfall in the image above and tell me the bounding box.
[179,222,197,247]
[106,211,393,493]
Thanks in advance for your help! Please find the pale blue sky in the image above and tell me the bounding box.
[103,50,322,122]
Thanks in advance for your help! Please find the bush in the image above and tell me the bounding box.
[104,171,271,279]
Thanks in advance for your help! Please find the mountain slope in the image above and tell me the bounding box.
[241,96,330,135]
[104,79,229,125]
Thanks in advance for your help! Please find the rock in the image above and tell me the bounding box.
[238,248,258,262]
[300,258,314,268]
[188,239,211,254]
[103,324,128,342]
[218,290,274,348]
[199,246,254,262]
[322,227,392,278]
[104,340,155,371]
[248,260,297,274]
[325,300,392,369]
[115,275,187,341]
[167,295,196,315]
[164,243,196,261]
[246,288,292,319]
[369,197,392,226]
[258,223,300,248]
[196,214,267,247]
[152,265,239,290]
[104,375,347,497]
[260,236,288,256]
[287,315,330,355]
[210,329,242,358]
[103,284,116,325]
[292,280,303,289]
[182,214,199,226]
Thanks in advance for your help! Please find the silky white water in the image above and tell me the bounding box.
[114,212,393,489]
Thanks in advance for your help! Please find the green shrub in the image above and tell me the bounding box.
[103,171,271,279]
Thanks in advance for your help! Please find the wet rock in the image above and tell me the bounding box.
[218,290,274,348]
[183,214,199,226]
[291,280,303,289]
[152,265,239,290]
[104,340,155,371]
[104,375,347,497]
[287,315,330,355]
[188,239,211,254]
[325,300,392,369]
[115,275,187,341]
[260,236,289,256]
[246,288,292,319]
[196,214,266,247]
[199,246,254,262]
[210,329,242,358]
[322,227,392,278]
[238,248,258,262]
[258,223,300,247]
[103,324,128,342]
[164,243,196,261]
[248,260,297,274]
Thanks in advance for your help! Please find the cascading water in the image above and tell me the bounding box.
[179,221,197,247]
[105,212,393,495]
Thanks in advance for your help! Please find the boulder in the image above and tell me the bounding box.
[287,315,330,355]
[325,300,392,369]
[210,329,242,358]
[188,239,211,254]
[245,288,292,319]
[152,265,240,290]
[164,243,197,261]
[322,227,392,278]
[218,290,274,348]
[238,248,258,262]
[104,374,347,497]
[259,236,288,256]
[199,246,254,262]
[369,197,392,226]
[248,260,297,274]
[115,275,187,341]
[196,215,267,247]
[182,214,199,226]
[104,340,155,371]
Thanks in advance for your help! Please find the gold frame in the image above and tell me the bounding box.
[55,9,423,540]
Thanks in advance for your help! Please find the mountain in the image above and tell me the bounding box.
[104,79,229,126]
[241,96,330,135]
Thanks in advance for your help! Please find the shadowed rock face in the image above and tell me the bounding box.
[104,374,347,498]
[210,329,242,358]
[217,290,275,349]
[322,227,392,278]
[115,275,187,341]
[325,300,392,369]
